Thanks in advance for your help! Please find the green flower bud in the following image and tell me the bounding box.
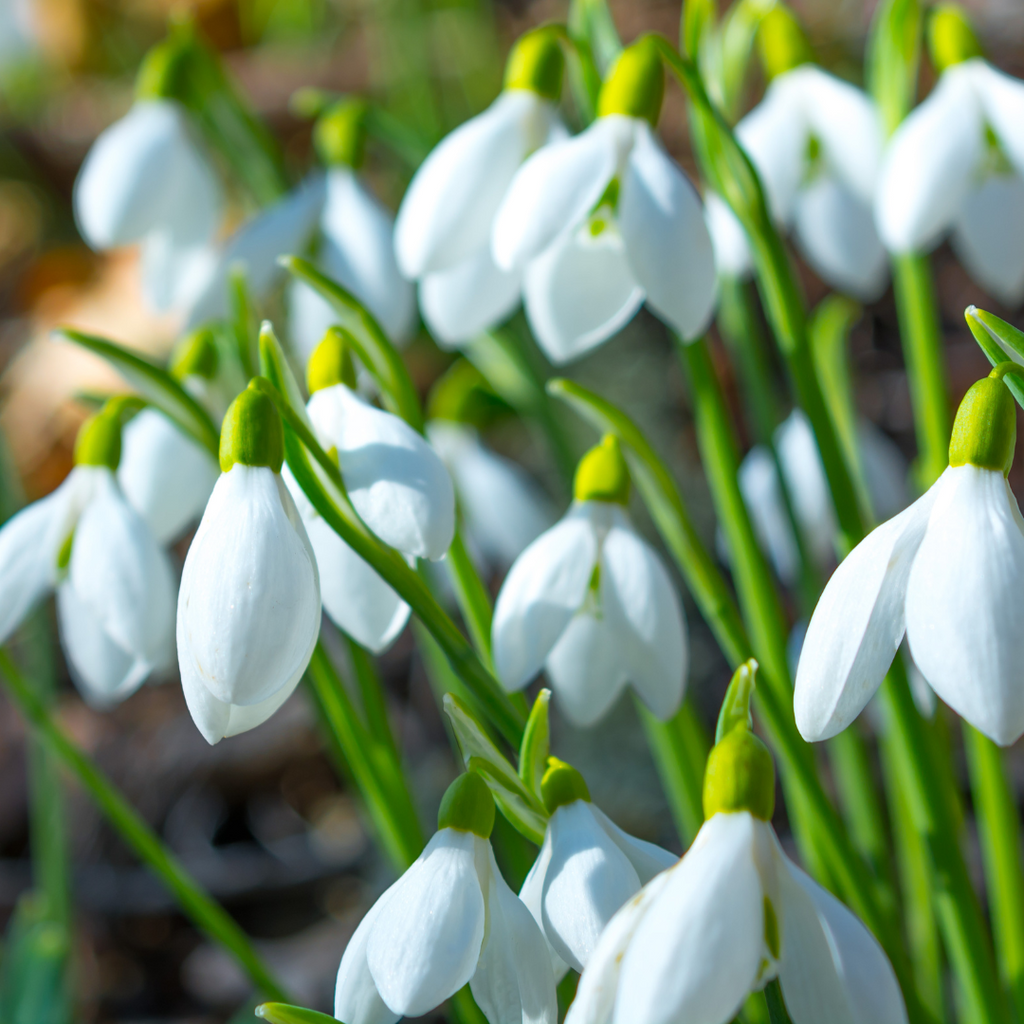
[574,434,630,505]
[597,38,664,126]
[949,373,1016,476]
[703,660,775,821]
[307,328,358,394]
[314,97,368,169]
[504,27,565,102]
[437,772,495,838]
[170,327,219,382]
[219,381,285,474]
[757,5,814,80]
[540,756,591,813]
[928,4,984,74]
[74,405,123,471]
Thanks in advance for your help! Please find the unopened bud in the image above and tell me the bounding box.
[74,403,124,471]
[314,97,368,169]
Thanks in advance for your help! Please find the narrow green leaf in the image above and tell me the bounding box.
[255,1003,337,1024]
[519,689,551,800]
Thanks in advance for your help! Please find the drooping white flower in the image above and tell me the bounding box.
[395,29,567,348]
[795,372,1024,746]
[0,405,176,705]
[177,383,321,744]
[427,420,554,569]
[739,410,908,584]
[492,436,687,727]
[707,65,887,300]
[520,758,675,979]
[73,99,223,314]
[492,40,716,363]
[335,773,557,1024]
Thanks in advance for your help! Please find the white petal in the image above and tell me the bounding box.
[614,812,765,1024]
[600,512,687,721]
[176,465,321,708]
[492,507,597,692]
[794,484,938,742]
[589,805,677,883]
[739,445,800,585]
[704,192,753,278]
[367,829,487,1016]
[619,122,717,341]
[792,175,889,301]
[117,409,218,544]
[471,845,558,1024]
[906,465,1024,745]
[522,220,645,365]
[141,231,219,314]
[492,116,631,272]
[875,64,983,253]
[336,895,402,1024]
[419,247,523,348]
[519,828,571,983]
[777,847,907,1024]
[396,91,559,277]
[971,59,1024,178]
[776,409,836,567]
[951,173,1024,306]
[307,384,455,559]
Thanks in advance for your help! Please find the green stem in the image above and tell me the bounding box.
[764,980,794,1024]
[964,724,1024,1022]
[446,529,496,669]
[346,636,401,764]
[892,253,950,490]
[0,650,288,1001]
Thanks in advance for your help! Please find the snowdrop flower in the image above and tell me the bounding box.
[795,367,1024,745]
[281,331,454,652]
[0,402,176,705]
[492,434,687,726]
[289,99,416,360]
[177,382,321,744]
[492,39,716,363]
[427,419,553,568]
[520,758,675,979]
[740,409,908,584]
[707,9,887,300]
[875,7,1024,304]
[74,98,222,314]
[395,28,567,347]
[335,772,557,1024]
[568,661,907,1024]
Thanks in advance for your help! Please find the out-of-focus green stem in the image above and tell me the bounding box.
[964,724,1024,1022]
[446,530,495,669]
[346,636,401,763]
[0,650,288,1001]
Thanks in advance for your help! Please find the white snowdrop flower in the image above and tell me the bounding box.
[73,99,223,314]
[875,9,1024,303]
[177,382,321,744]
[0,403,176,705]
[395,28,567,348]
[492,39,716,363]
[569,662,907,1024]
[519,758,675,979]
[335,772,557,1024]
[739,410,908,584]
[492,435,687,727]
[795,370,1024,746]
[426,419,554,568]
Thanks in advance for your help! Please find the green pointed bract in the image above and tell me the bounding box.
[949,373,1016,476]
[927,3,983,74]
[540,757,591,813]
[703,660,776,821]
[73,404,123,471]
[306,328,358,394]
[757,5,814,79]
[219,381,284,473]
[169,326,219,382]
[314,97,368,169]
[574,434,630,504]
[437,772,495,838]
[504,27,565,102]
[597,38,665,126]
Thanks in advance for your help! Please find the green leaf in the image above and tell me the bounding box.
[567,0,624,77]
[518,689,551,800]
[966,305,1024,409]
[57,329,220,457]
[255,1003,337,1024]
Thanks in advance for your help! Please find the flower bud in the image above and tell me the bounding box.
[313,97,368,169]
[74,405,123,471]
[597,38,664,125]
[170,326,219,382]
[540,756,591,813]
[574,434,630,505]
[306,328,358,394]
[757,5,815,80]
[437,772,496,838]
[949,373,1017,476]
[219,381,284,473]
[503,27,565,102]
[928,3,984,74]
[703,660,775,821]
